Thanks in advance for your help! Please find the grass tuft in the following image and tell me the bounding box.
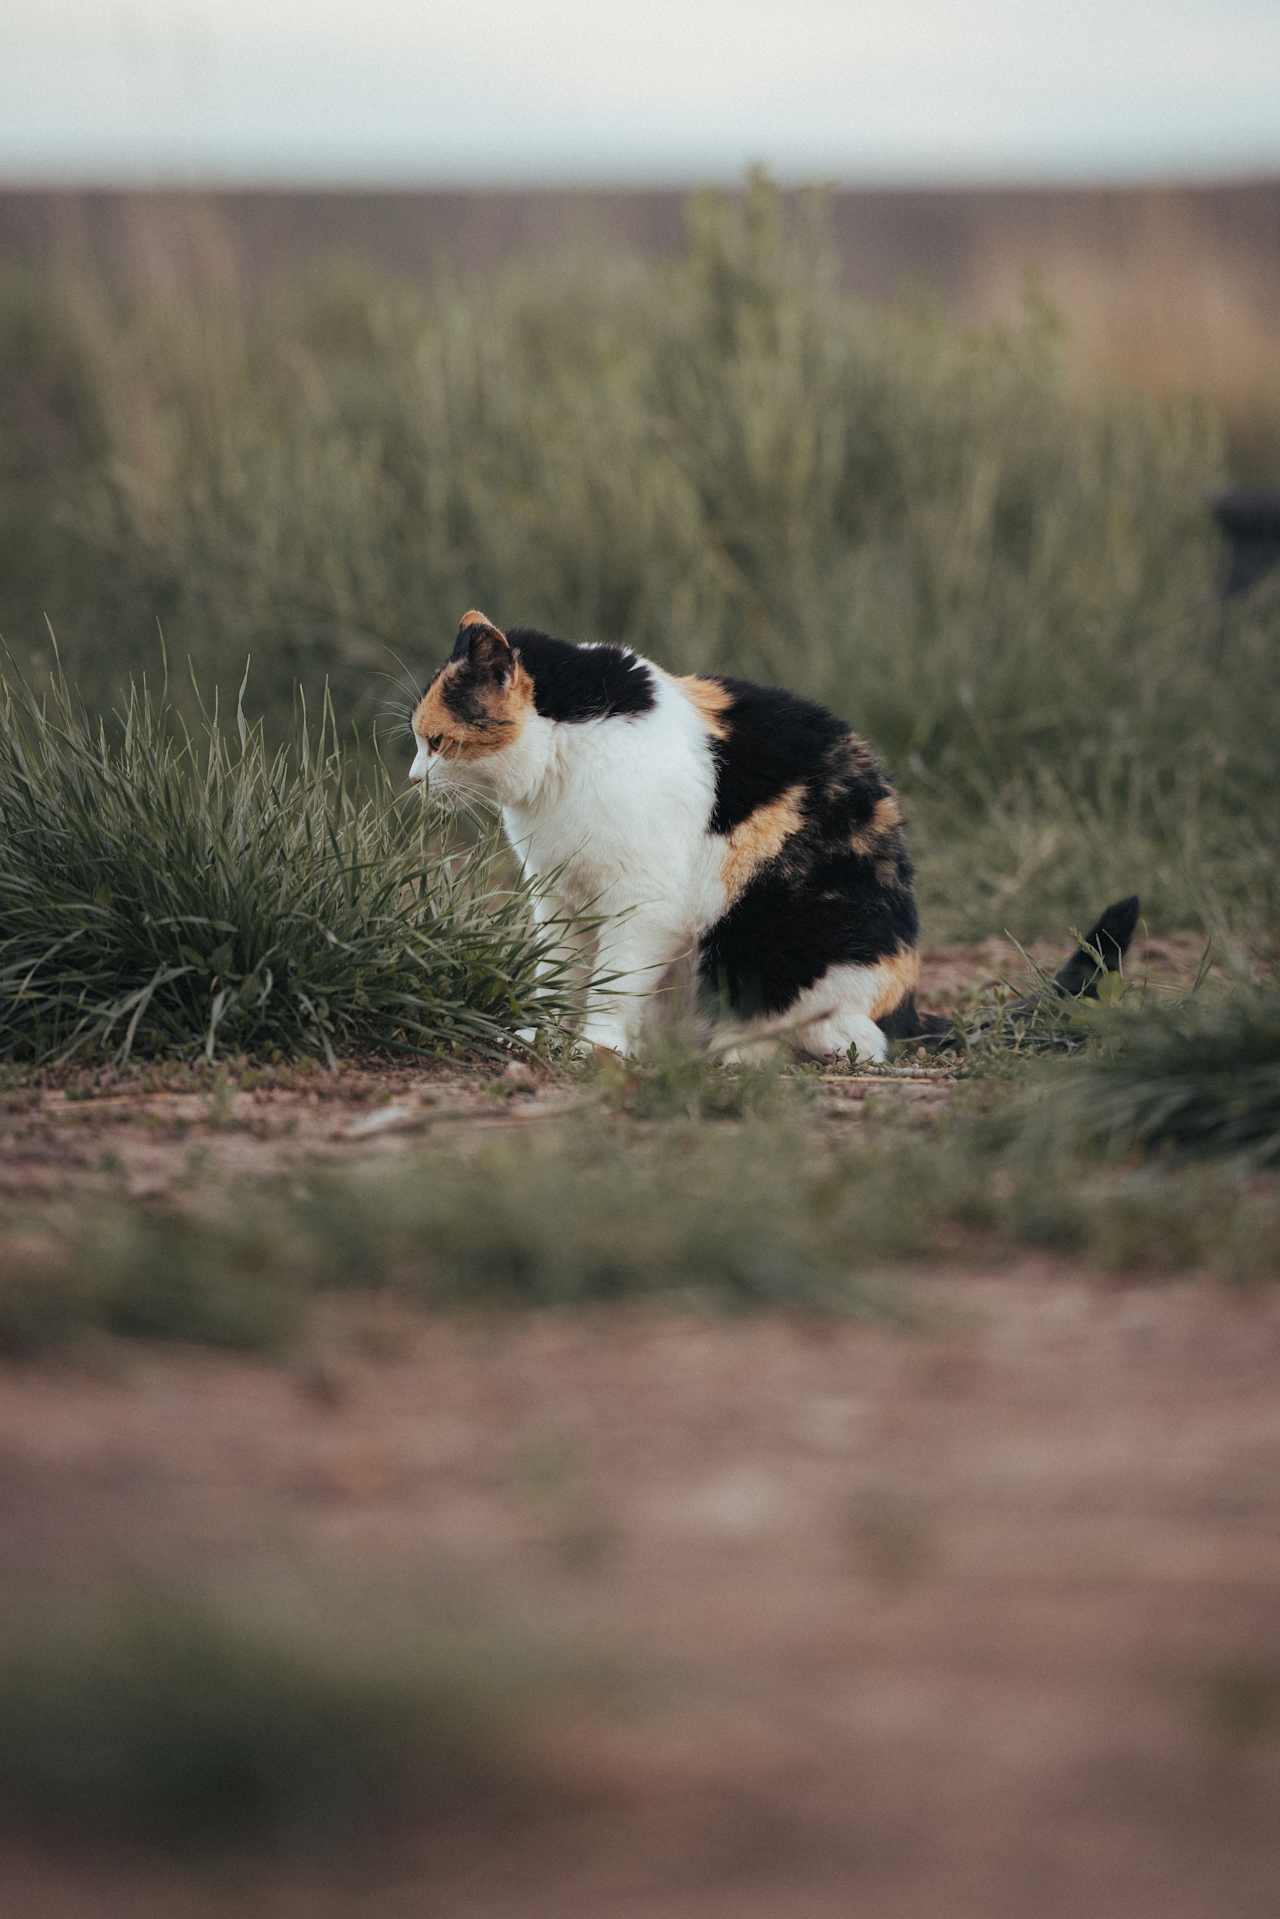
[1050,981,1280,1166]
[0,657,581,1065]
[587,1033,801,1121]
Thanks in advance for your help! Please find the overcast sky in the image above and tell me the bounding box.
[4,1,1280,185]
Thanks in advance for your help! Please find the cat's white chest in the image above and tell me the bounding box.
[501,796,619,905]
[501,681,722,926]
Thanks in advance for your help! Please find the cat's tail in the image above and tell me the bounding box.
[1047,894,1141,1000]
[896,895,1141,1049]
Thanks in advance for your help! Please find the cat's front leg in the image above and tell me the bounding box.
[516,887,567,1046]
[580,918,686,1056]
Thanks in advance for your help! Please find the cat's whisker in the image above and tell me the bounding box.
[445,788,497,834]
[375,645,430,708]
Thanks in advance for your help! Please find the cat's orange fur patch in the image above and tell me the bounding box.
[850,790,903,857]
[412,656,533,758]
[721,784,807,901]
[676,675,733,740]
[869,944,922,1021]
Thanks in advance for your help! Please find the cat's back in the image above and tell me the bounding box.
[670,668,903,857]
[501,628,909,906]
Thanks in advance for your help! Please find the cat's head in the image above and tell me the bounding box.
[409,611,537,799]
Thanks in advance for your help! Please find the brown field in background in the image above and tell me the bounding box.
[5,178,1279,473]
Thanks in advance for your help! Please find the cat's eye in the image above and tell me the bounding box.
[427,734,443,752]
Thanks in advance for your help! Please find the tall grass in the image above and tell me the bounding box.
[1,176,1278,935]
[0,657,578,1064]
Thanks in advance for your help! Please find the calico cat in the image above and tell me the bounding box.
[410,610,1136,1059]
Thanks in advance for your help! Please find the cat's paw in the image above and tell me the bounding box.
[576,1022,632,1060]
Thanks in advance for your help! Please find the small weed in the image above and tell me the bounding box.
[205,1071,236,1130]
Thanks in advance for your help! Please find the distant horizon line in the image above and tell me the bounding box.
[3,163,1279,197]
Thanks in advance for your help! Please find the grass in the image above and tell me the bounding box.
[0,1584,558,1852]
[0,656,582,1065]
[1035,978,1280,1167]
[2,176,1277,940]
[0,1111,913,1358]
[0,1237,303,1362]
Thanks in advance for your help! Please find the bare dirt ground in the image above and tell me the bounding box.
[3,1288,1278,1918]
[2,932,1277,1917]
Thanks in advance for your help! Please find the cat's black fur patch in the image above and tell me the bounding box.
[876,993,950,1043]
[701,854,919,1019]
[699,675,848,835]
[438,668,504,730]
[507,628,655,723]
[697,677,918,1019]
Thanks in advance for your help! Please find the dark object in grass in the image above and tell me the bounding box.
[1213,488,1280,599]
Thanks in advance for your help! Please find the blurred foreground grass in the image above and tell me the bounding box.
[2,177,1277,938]
[0,1583,565,1853]
[5,976,1279,1365]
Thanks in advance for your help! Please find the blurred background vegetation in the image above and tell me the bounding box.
[1,175,1277,939]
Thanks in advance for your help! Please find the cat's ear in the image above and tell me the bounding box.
[451,610,513,681]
